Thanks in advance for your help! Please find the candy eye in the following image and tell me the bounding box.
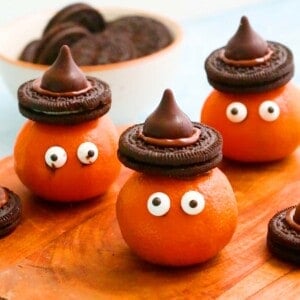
[147,192,171,216]
[77,142,99,164]
[258,100,280,121]
[181,191,205,215]
[45,146,67,169]
[226,102,248,123]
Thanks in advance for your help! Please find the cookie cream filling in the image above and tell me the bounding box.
[31,108,83,115]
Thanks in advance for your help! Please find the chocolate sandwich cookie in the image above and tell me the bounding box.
[94,30,137,64]
[267,204,300,264]
[108,16,173,57]
[118,89,222,178]
[19,40,40,63]
[70,36,98,66]
[0,186,22,238]
[205,16,294,93]
[18,45,111,125]
[35,22,92,65]
[43,2,106,35]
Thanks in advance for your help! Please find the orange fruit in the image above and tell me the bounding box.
[14,115,121,202]
[201,83,300,162]
[116,168,237,266]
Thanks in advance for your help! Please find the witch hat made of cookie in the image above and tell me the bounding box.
[18,45,111,125]
[205,16,294,93]
[118,89,222,177]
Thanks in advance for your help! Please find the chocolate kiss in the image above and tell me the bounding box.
[293,204,300,224]
[40,45,89,92]
[224,16,269,60]
[142,89,194,139]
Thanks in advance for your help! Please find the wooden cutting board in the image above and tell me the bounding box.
[1,146,300,299]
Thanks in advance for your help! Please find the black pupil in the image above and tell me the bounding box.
[152,197,161,206]
[189,200,198,208]
[267,106,274,113]
[87,150,95,157]
[50,154,58,162]
[231,107,238,115]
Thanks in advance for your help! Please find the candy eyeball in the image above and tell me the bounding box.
[45,146,67,169]
[147,192,171,216]
[226,102,248,123]
[77,142,99,164]
[181,191,205,215]
[258,100,280,122]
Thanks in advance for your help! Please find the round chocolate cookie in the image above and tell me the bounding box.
[267,205,300,264]
[43,2,106,34]
[18,45,111,125]
[118,89,222,178]
[94,29,137,64]
[108,16,173,57]
[35,22,91,65]
[205,16,294,93]
[0,187,22,238]
[70,36,98,66]
[19,39,40,63]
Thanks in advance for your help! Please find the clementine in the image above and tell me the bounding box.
[201,83,300,162]
[14,115,121,202]
[116,168,237,266]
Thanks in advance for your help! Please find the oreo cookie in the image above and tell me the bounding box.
[35,22,92,65]
[267,204,300,264]
[43,2,106,34]
[0,187,22,238]
[118,89,222,178]
[70,36,98,66]
[108,16,173,57]
[94,30,137,64]
[18,45,111,125]
[205,16,294,93]
[19,40,40,63]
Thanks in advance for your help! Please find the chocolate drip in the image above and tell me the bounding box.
[224,16,268,60]
[40,45,89,92]
[142,89,194,139]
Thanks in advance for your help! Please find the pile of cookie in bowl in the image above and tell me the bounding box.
[0,2,182,123]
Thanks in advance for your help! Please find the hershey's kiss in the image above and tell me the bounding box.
[40,45,89,92]
[293,204,300,224]
[224,16,269,60]
[142,89,194,139]
[285,203,300,232]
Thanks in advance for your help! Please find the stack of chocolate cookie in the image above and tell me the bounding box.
[19,2,173,66]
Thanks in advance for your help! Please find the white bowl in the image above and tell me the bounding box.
[0,7,182,124]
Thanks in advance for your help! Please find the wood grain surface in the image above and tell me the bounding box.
[1,146,300,299]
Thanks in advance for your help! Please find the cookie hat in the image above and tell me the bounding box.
[205,16,294,93]
[18,45,111,125]
[267,203,300,264]
[118,89,222,177]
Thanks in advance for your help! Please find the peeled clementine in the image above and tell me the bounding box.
[201,83,300,162]
[14,115,121,202]
[116,168,237,266]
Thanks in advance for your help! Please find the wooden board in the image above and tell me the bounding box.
[1,146,300,299]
